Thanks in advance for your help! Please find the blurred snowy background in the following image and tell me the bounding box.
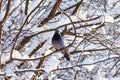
[0,0,120,80]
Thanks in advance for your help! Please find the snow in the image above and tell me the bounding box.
[109,54,119,58]
[30,25,44,32]
[0,44,1,53]
[102,13,114,23]
[82,65,95,71]
[5,69,16,77]
[24,37,40,55]
[44,49,53,55]
[0,13,4,22]
[43,56,60,73]
[115,77,120,80]
[73,66,81,71]
[24,72,35,79]
[1,52,10,65]
[29,0,41,13]
[91,25,98,28]
[44,15,80,29]
[12,50,22,58]
[2,21,12,31]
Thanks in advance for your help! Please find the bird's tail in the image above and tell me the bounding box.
[63,50,70,61]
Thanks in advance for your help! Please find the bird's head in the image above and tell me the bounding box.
[55,30,59,34]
